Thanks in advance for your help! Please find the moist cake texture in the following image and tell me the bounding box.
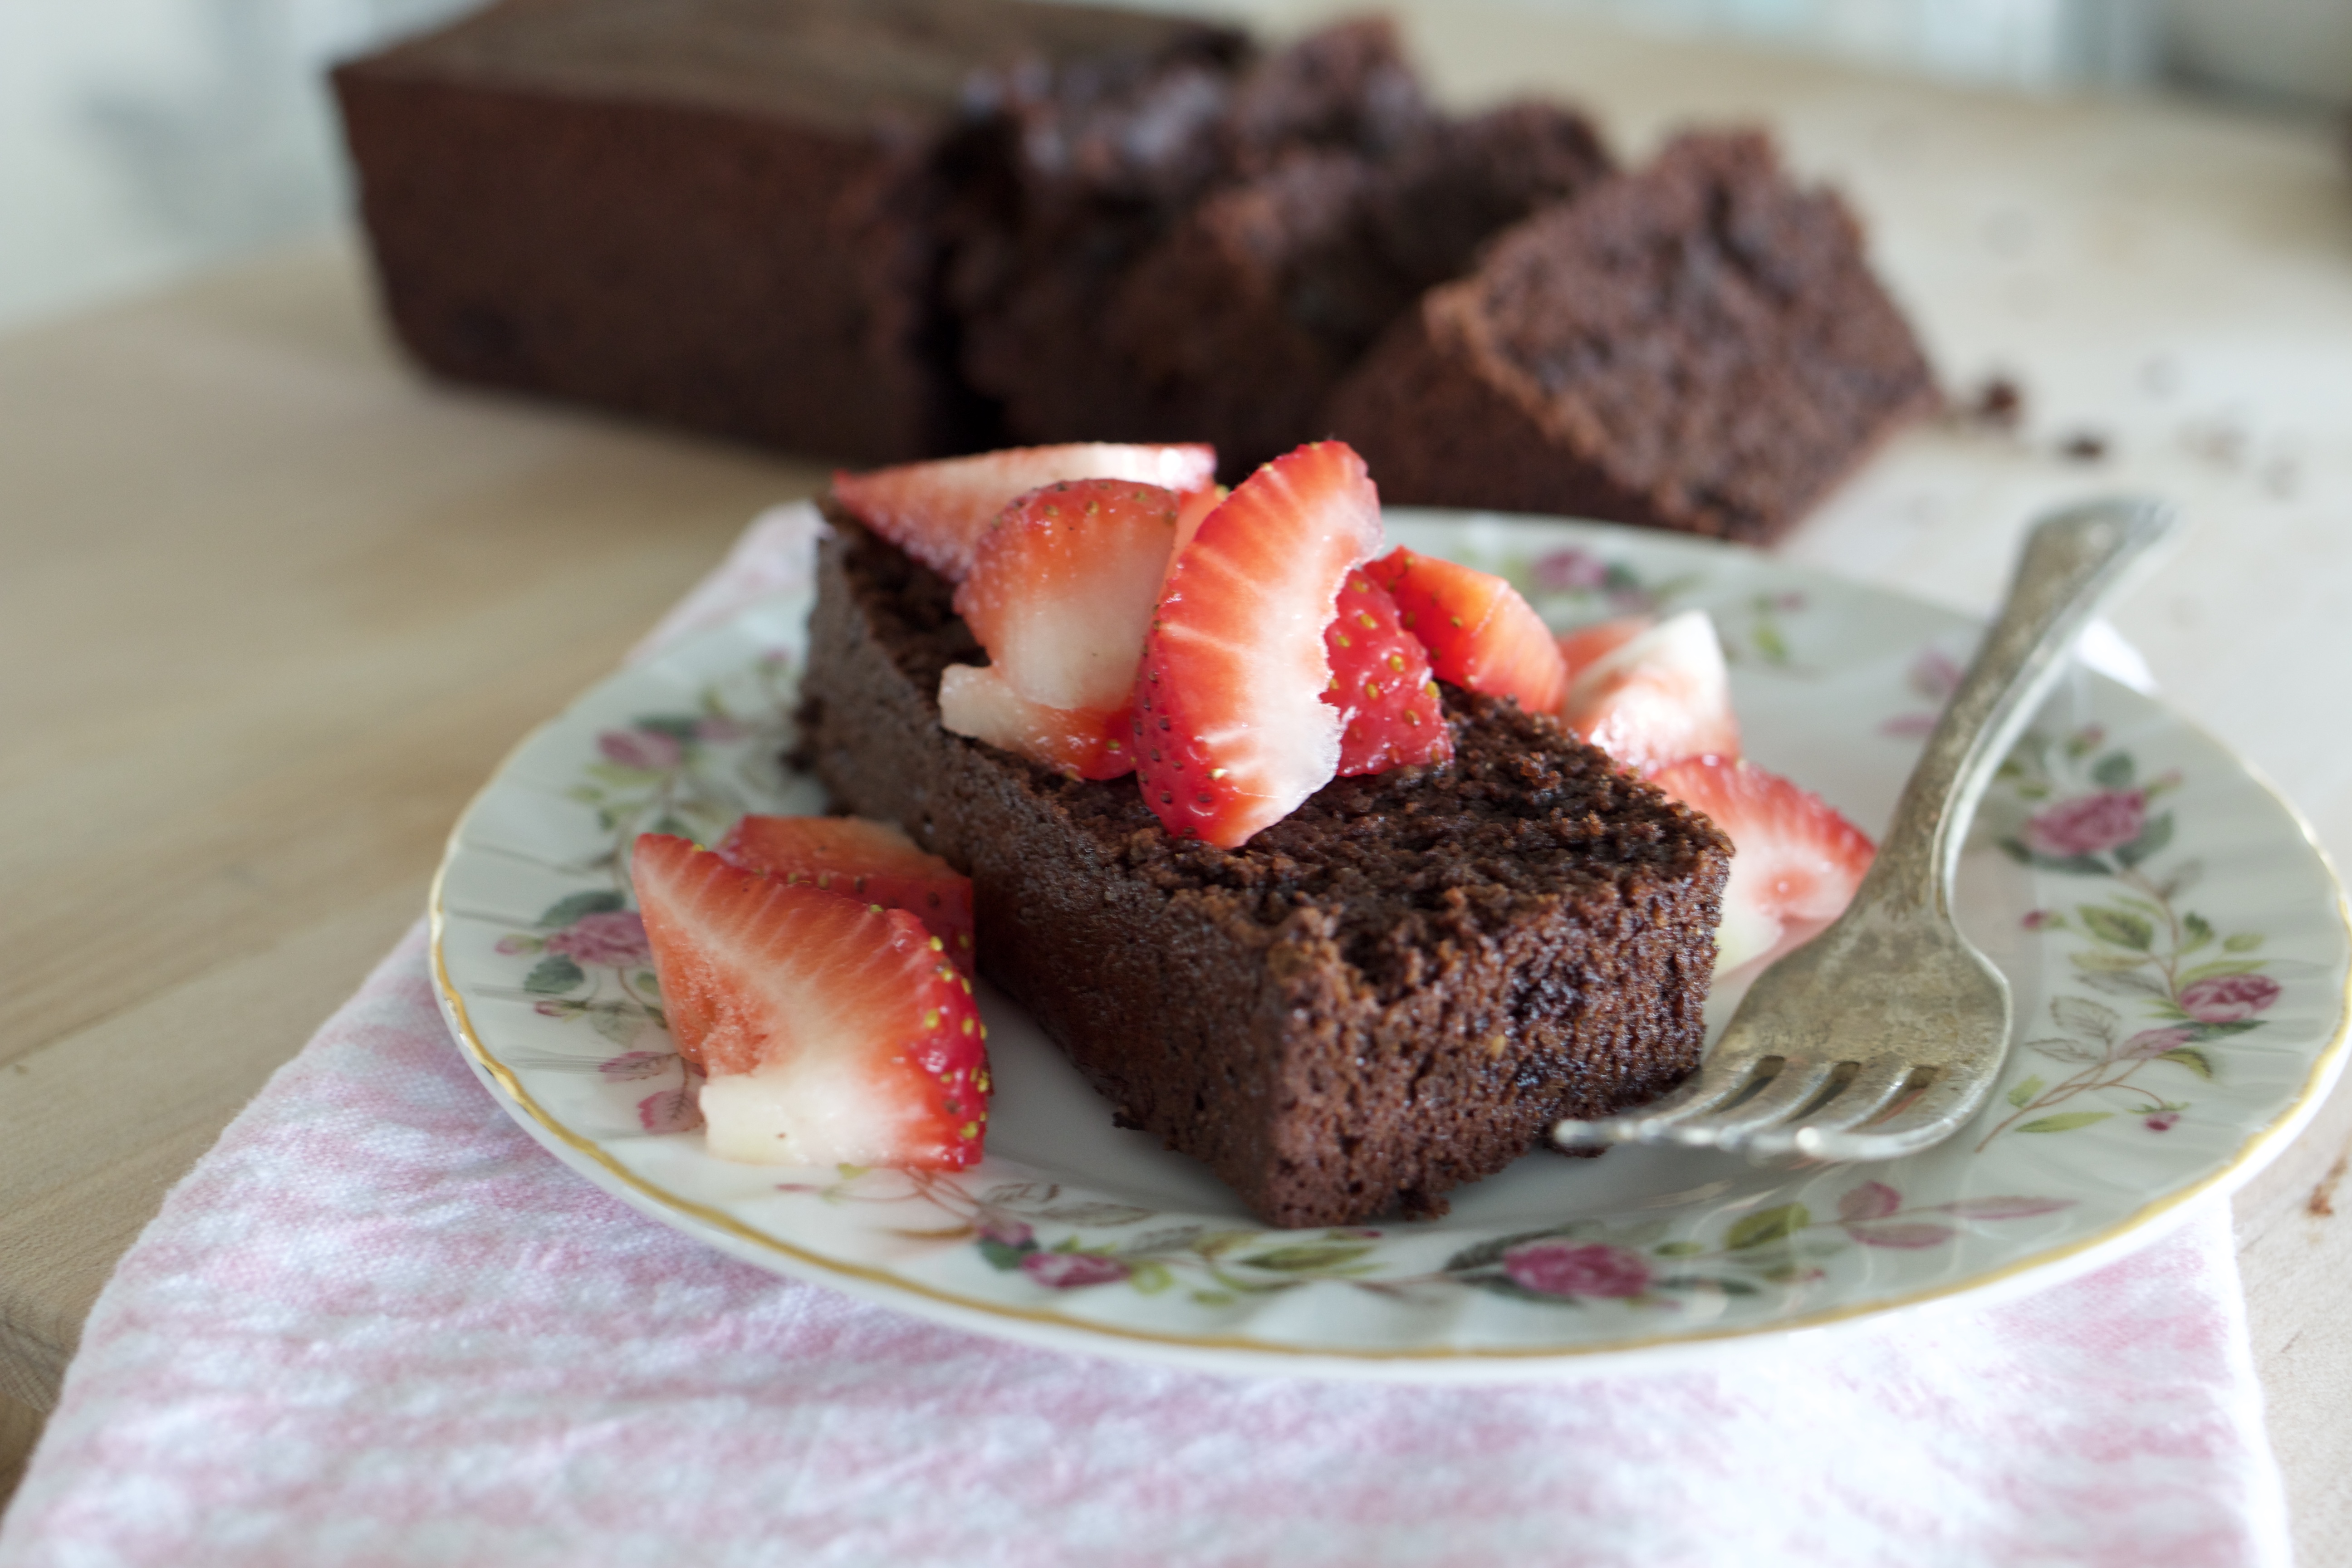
[800,511,1730,1228]
[1324,131,1940,543]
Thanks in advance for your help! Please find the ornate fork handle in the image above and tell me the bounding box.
[1864,496,2177,925]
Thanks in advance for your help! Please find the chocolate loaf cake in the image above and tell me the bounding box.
[333,0,1241,462]
[800,512,1730,1228]
[335,3,1939,541]
[1323,132,1940,544]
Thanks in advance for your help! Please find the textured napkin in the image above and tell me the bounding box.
[0,508,2293,1568]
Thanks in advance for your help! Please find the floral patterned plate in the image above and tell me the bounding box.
[430,509,2350,1381]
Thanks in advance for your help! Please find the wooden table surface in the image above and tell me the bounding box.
[3,2,2348,1554]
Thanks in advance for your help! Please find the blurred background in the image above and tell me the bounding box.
[2,0,2348,335]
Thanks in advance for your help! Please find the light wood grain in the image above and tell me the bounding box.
[2,6,2349,1557]
[0,238,818,1492]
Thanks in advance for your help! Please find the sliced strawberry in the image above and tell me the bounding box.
[631,834,988,1169]
[1558,608,1740,775]
[954,479,1180,714]
[833,443,1216,583]
[1134,441,1383,847]
[1650,757,1875,974]
[1366,547,1567,715]
[715,814,975,973]
[938,662,1136,781]
[1554,614,1653,684]
[1322,570,1452,776]
[1171,481,1228,566]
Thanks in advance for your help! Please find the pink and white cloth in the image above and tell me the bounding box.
[0,509,2293,1568]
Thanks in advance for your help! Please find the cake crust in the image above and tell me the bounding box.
[801,510,1730,1227]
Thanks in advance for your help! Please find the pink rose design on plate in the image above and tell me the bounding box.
[599,727,684,771]
[1503,1242,1651,1299]
[2178,973,2281,1023]
[2025,789,2146,858]
[980,1217,1035,1249]
[1533,547,1608,593]
[546,909,652,968]
[1020,1252,1130,1290]
[2145,1112,2181,1132]
[2121,1026,2195,1059]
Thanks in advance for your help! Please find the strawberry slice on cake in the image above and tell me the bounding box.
[1366,547,1568,716]
[715,813,976,973]
[631,833,988,1169]
[833,443,1215,584]
[1649,756,1873,973]
[1134,441,1385,847]
[936,478,1184,779]
[1323,568,1452,777]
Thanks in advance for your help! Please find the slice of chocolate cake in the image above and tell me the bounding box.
[799,511,1730,1228]
[1324,132,1940,543]
[1102,103,1613,473]
[952,17,1438,464]
[333,0,1242,463]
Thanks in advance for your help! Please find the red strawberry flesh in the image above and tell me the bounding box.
[833,443,1215,584]
[631,833,988,1168]
[1367,547,1568,715]
[715,814,976,973]
[1134,441,1384,847]
[1649,756,1874,973]
[953,479,1181,714]
[1322,570,1452,776]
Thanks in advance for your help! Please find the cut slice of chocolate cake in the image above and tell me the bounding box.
[1324,132,1940,544]
[952,17,1437,464]
[1102,103,1613,473]
[799,511,1730,1228]
[333,0,1241,463]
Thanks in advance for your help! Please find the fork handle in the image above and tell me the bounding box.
[1865,497,2175,916]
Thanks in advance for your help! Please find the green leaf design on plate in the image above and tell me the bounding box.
[539,889,626,928]
[1466,1275,1587,1309]
[2158,1047,2216,1079]
[524,954,586,995]
[1238,1243,1376,1273]
[2115,812,2175,870]
[977,1238,1031,1271]
[2002,839,2112,876]
[1724,1204,1810,1250]
[2079,906,2153,951]
[2070,949,2151,973]
[2018,1111,2114,1133]
[590,1006,643,1046]
[2007,1075,2046,1108]
[2092,752,2136,789]
[2223,932,2264,953]
[2052,996,2119,1042]
[2176,958,2265,985]
[2181,911,2215,954]
[1653,1275,1763,1297]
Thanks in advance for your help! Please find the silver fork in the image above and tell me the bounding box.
[1554,497,2175,1162]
